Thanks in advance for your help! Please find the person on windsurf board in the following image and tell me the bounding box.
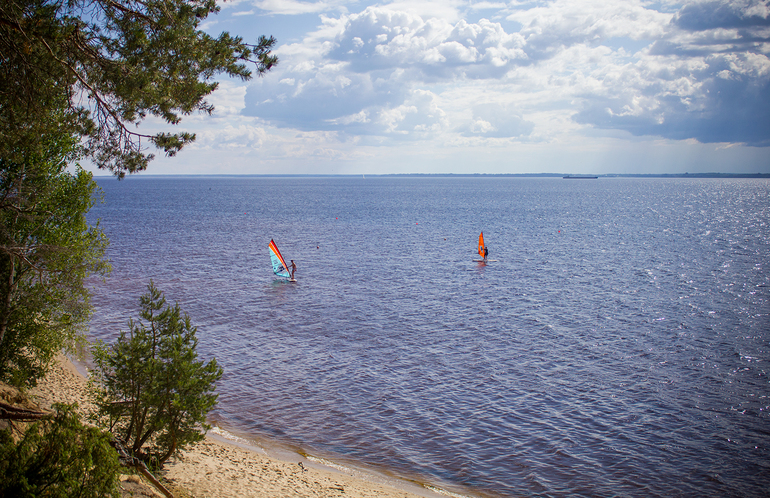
[269,239,297,282]
[478,232,489,263]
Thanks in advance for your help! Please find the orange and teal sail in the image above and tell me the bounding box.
[269,239,291,279]
[478,232,485,259]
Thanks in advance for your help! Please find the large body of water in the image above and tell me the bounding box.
[86,176,769,497]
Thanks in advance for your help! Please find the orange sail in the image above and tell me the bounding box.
[478,232,485,258]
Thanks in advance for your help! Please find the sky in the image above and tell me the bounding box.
[109,0,770,175]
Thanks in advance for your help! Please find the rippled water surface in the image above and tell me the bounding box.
[87,176,769,497]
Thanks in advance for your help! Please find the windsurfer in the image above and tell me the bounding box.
[290,260,297,280]
[484,246,489,262]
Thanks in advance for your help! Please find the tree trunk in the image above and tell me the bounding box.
[0,401,51,421]
[0,256,15,348]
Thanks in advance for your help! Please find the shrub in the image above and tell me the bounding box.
[0,403,120,498]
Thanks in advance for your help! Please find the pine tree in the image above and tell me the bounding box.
[0,0,277,177]
[91,282,223,467]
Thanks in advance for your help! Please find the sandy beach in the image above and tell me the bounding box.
[28,354,451,498]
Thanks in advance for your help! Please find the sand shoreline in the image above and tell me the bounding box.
[30,354,459,498]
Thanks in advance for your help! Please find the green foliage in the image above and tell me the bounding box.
[0,403,121,498]
[0,0,278,177]
[91,282,223,468]
[0,125,110,387]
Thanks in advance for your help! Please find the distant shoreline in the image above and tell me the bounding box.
[93,172,770,179]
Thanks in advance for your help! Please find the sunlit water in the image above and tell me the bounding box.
[86,176,769,497]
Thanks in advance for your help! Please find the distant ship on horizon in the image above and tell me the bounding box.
[563,175,599,179]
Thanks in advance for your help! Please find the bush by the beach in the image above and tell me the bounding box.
[0,150,109,389]
[0,402,120,498]
[91,281,223,468]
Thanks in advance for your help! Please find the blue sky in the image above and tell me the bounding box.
[116,0,770,175]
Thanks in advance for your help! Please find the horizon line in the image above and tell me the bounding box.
[92,172,770,179]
